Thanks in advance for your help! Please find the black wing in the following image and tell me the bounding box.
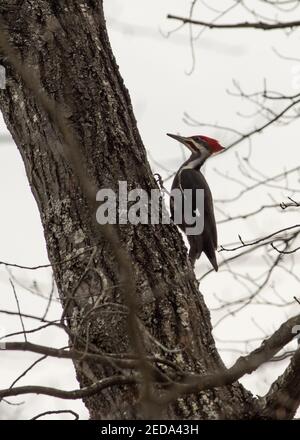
[179,168,218,248]
[179,168,218,270]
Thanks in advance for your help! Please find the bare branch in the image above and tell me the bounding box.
[167,15,300,30]
[0,376,139,400]
[261,348,300,419]
[9,280,27,342]
[31,409,79,420]
[161,314,300,405]
[220,224,300,252]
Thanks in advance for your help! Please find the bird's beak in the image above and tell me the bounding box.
[166,133,187,144]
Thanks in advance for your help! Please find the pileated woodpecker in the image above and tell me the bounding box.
[167,133,225,270]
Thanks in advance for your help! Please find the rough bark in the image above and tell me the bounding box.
[0,0,258,419]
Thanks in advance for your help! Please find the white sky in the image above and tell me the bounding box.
[0,0,300,419]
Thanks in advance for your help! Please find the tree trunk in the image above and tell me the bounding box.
[0,0,258,419]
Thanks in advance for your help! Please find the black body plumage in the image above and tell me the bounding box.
[170,154,218,271]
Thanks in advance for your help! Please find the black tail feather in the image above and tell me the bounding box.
[188,234,218,271]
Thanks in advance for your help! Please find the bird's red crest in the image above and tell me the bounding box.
[195,135,224,153]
